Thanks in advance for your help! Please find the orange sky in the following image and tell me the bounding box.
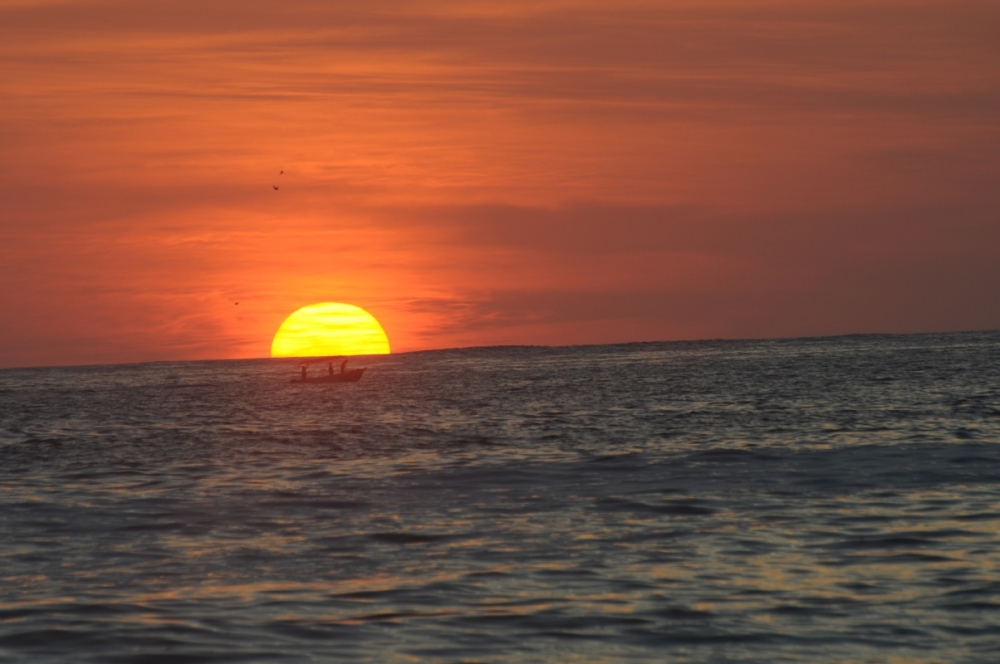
[2,0,998,367]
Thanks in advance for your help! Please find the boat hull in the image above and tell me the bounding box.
[290,368,366,384]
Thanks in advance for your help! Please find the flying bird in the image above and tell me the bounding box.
[273,185,279,190]
[279,170,284,175]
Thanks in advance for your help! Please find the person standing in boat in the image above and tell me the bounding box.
[340,359,348,374]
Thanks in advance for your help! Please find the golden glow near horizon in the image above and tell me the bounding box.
[271,303,390,357]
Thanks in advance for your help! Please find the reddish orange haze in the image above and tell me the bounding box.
[1,0,998,367]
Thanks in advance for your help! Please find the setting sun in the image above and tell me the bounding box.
[270,303,390,357]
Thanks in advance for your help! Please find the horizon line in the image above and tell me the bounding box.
[1,327,997,372]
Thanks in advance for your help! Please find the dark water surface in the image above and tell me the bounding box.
[1,332,999,662]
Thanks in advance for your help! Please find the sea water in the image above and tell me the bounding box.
[1,332,998,663]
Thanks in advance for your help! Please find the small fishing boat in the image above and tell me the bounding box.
[290,358,366,384]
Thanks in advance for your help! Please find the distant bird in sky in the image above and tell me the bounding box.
[279,170,284,175]
[273,185,279,190]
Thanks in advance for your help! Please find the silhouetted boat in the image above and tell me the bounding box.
[291,368,366,384]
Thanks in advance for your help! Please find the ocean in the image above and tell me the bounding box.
[1,332,998,663]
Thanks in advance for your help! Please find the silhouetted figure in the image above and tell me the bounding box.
[328,363,334,376]
[300,366,307,381]
[341,359,348,374]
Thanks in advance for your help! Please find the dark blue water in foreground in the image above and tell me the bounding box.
[1,332,999,663]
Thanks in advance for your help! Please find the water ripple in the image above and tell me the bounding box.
[0,332,998,662]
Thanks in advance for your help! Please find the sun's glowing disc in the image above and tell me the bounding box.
[270,302,390,357]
